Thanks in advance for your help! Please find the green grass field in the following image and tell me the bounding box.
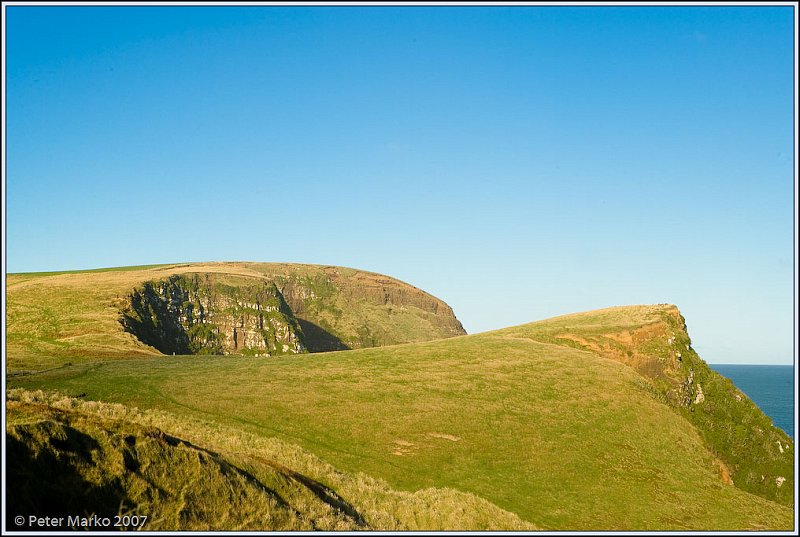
[8,309,794,530]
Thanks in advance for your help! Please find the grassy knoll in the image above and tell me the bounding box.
[8,306,794,530]
[6,262,464,369]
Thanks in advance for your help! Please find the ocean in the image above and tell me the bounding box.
[710,364,795,439]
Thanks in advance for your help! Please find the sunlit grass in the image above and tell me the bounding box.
[7,389,535,531]
[10,326,793,530]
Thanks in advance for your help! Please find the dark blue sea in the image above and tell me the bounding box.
[710,364,795,439]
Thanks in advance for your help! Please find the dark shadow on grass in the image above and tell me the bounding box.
[272,463,369,527]
[6,427,129,531]
[143,430,304,519]
[145,430,368,528]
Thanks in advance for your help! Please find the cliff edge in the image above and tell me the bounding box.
[490,304,794,507]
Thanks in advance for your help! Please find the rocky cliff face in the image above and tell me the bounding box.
[267,266,466,351]
[6,262,466,365]
[120,274,305,356]
[118,266,466,355]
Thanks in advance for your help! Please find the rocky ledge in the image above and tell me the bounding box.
[120,274,305,356]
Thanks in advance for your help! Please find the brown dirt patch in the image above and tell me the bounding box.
[426,432,461,442]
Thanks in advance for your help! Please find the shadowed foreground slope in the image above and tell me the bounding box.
[9,305,794,530]
[6,390,534,531]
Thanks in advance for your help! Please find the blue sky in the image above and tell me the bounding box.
[4,5,796,364]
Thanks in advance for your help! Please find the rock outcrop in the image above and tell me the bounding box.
[7,261,467,363]
[120,274,305,356]
[265,266,466,351]
[116,264,467,356]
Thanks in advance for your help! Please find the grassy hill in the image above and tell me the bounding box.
[489,304,795,507]
[6,262,465,370]
[7,389,533,531]
[7,304,794,530]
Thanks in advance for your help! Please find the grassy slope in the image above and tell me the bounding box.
[491,304,795,507]
[9,306,794,530]
[6,262,464,370]
[7,389,532,531]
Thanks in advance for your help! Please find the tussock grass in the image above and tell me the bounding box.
[6,389,534,531]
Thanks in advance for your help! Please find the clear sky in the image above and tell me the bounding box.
[4,4,796,364]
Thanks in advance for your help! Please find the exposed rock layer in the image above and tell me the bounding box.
[121,274,305,356]
[116,264,467,355]
[268,266,466,351]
